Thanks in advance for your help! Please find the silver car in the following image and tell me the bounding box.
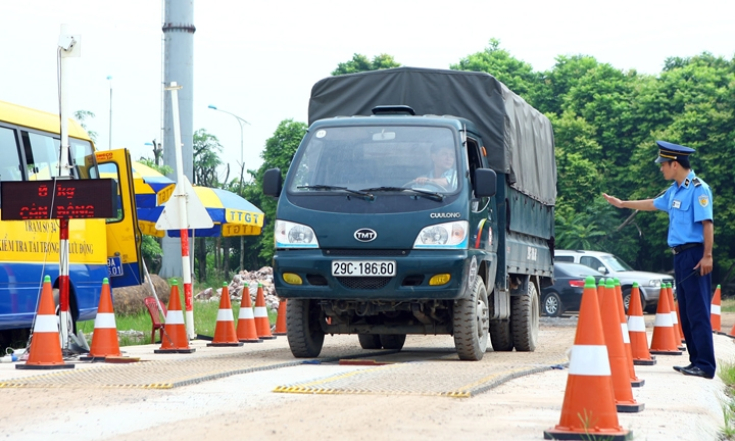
[554,250,674,313]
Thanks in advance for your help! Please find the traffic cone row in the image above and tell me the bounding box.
[16,276,75,370]
[155,284,196,354]
[614,280,643,388]
[627,283,656,365]
[208,283,243,347]
[544,276,631,440]
[711,284,722,333]
[649,283,683,356]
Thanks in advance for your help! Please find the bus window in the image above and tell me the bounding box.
[24,131,61,180]
[0,127,23,184]
[97,162,124,223]
[71,139,98,179]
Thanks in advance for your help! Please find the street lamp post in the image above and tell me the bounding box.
[207,104,250,273]
[107,75,113,150]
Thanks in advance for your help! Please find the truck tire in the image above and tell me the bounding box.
[286,298,325,358]
[379,334,406,350]
[453,277,489,360]
[489,320,513,351]
[358,334,382,350]
[511,281,539,352]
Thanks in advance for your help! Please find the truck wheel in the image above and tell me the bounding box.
[542,291,563,317]
[286,298,325,358]
[379,334,406,350]
[489,320,513,351]
[358,334,382,350]
[511,281,539,352]
[453,277,489,360]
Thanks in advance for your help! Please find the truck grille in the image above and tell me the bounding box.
[336,277,392,290]
[324,249,409,257]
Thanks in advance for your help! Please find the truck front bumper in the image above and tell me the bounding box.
[273,249,478,301]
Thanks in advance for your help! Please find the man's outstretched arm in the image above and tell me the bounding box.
[602,194,656,211]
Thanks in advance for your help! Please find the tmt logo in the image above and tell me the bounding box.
[354,228,377,242]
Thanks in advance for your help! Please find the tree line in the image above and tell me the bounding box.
[143,39,735,292]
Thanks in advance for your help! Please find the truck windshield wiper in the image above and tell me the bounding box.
[297,185,374,200]
[360,186,444,201]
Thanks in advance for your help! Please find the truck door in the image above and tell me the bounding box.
[94,149,144,288]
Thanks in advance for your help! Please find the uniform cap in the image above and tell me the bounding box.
[655,140,695,164]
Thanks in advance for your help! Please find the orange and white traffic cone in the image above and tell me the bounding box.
[711,284,722,333]
[274,298,287,336]
[602,279,644,412]
[667,284,686,350]
[544,276,631,440]
[254,283,276,340]
[84,278,126,361]
[236,284,262,343]
[649,284,682,356]
[208,283,243,347]
[16,276,74,370]
[674,298,686,343]
[155,284,195,354]
[626,282,656,366]
[613,279,643,387]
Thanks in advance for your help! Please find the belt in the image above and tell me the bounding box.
[671,243,702,255]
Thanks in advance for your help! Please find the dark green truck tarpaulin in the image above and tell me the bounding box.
[308,67,556,206]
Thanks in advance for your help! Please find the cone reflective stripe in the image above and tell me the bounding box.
[649,283,682,355]
[17,276,74,370]
[711,284,722,333]
[87,278,122,359]
[236,284,262,343]
[155,284,195,354]
[667,284,686,350]
[274,298,287,335]
[254,283,276,340]
[602,279,644,412]
[627,282,656,366]
[614,279,643,387]
[208,283,243,347]
[544,276,631,440]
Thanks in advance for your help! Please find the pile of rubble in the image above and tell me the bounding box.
[194,266,280,312]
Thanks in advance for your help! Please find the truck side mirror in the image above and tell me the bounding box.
[474,169,497,197]
[263,168,282,197]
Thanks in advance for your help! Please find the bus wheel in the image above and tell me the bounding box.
[453,277,489,360]
[286,298,325,358]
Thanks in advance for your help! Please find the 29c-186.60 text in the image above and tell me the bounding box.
[331,260,396,277]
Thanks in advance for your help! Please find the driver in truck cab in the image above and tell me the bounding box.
[413,144,458,190]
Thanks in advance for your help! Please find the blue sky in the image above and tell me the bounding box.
[1,0,733,179]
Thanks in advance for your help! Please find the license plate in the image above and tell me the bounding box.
[107,256,124,277]
[331,260,396,277]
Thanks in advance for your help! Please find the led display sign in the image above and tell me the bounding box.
[1,179,116,220]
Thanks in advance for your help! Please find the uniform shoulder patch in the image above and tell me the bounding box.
[699,194,709,207]
[693,177,702,187]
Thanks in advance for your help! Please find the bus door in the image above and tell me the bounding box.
[94,149,143,288]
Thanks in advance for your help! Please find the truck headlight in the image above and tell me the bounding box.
[275,220,319,248]
[413,221,468,249]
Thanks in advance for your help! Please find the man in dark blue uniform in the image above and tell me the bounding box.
[603,141,715,379]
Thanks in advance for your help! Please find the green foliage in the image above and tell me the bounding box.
[332,53,401,76]
[137,158,173,176]
[140,234,162,273]
[193,129,224,186]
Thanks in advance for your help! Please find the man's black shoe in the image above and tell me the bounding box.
[673,364,693,372]
[681,366,714,379]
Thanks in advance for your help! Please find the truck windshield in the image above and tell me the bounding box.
[288,125,459,195]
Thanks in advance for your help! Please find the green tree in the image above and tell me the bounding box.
[451,38,541,105]
[73,110,98,142]
[193,129,224,187]
[332,53,401,76]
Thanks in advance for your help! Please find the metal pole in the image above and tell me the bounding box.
[107,76,113,150]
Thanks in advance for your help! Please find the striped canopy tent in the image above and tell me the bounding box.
[129,161,175,208]
[137,186,264,238]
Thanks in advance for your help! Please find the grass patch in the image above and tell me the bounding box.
[719,361,735,440]
[722,298,735,313]
[80,298,277,346]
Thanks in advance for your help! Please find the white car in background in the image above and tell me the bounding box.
[554,249,674,313]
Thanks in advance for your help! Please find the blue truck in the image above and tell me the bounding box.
[263,67,556,360]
